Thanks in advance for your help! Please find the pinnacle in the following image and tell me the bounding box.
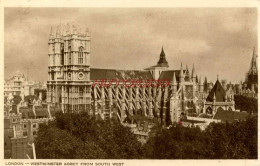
[192,64,196,78]
[50,23,90,38]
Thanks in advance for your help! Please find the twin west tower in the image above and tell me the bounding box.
[47,24,91,112]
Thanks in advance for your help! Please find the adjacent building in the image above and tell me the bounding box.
[203,79,235,115]
[4,71,47,100]
[4,92,58,159]
[4,71,33,97]
[238,48,258,98]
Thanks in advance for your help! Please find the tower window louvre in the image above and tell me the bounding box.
[61,45,64,65]
[79,87,84,97]
[78,47,84,64]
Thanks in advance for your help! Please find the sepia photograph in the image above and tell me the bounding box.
[3,7,258,162]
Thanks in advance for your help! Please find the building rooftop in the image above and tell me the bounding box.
[213,109,251,122]
[206,79,226,102]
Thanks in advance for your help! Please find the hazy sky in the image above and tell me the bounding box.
[4,8,257,83]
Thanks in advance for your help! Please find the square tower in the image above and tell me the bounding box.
[47,24,91,113]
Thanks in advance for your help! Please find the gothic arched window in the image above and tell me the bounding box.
[68,46,71,65]
[61,45,64,65]
[78,47,84,64]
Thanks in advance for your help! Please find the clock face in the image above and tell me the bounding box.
[67,72,72,80]
[78,72,84,80]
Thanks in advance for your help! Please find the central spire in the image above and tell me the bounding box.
[249,47,257,74]
[156,46,169,67]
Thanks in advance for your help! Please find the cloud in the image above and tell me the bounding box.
[4,8,257,83]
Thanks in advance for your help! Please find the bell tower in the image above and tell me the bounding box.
[47,24,91,113]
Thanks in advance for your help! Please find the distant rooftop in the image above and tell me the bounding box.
[213,109,251,122]
[206,79,226,102]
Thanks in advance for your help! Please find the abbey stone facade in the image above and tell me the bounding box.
[47,24,206,126]
[47,25,91,112]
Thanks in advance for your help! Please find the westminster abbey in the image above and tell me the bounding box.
[47,24,208,126]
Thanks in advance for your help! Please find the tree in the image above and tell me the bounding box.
[35,112,142,159]
[244,116,258,158]
[35,122,106,159]
[234,95,257,113]
[141,117,257,159]
[141,124,207,159]
[35,112,257,159]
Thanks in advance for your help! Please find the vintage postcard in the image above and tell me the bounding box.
[1,1,259,166]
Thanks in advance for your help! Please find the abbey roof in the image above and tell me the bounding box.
[158,69,189,81]
[90,68,153,80]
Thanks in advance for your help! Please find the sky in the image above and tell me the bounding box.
[4,8,258,83]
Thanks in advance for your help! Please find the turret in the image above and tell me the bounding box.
[66,23,71,35]
[172,72,177,95]
[180,62,184,83]
[186,65,191,81]
[50,26,54,38]
[56,25,61,38]
[49,27,55,56]
[204,77,208,92]
[72,24,77,35]
[238,80,243,94]
[62,26,66,36]
[199,76,203,92]
[86,28,90,36]
[191,64,196,83]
